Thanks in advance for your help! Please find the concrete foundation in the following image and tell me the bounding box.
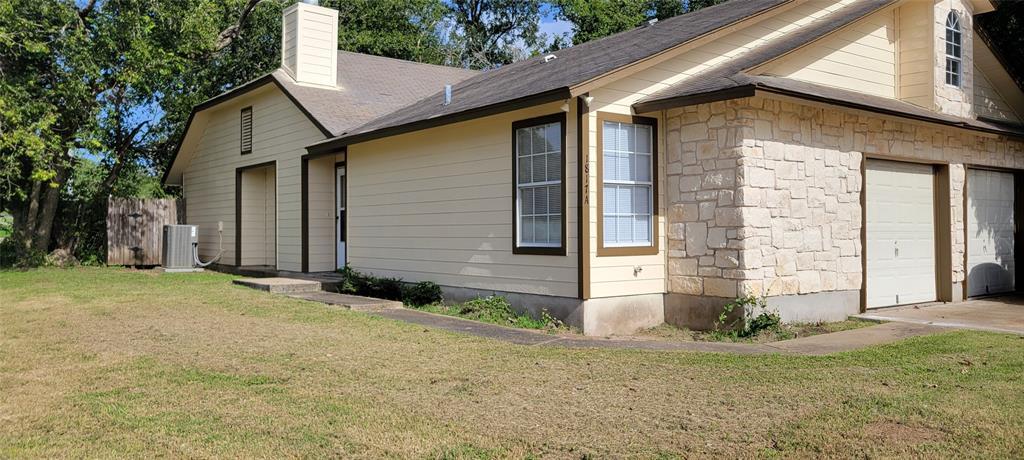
[765,290,860,323]
[666,290,861,330]
[438,285,664,336]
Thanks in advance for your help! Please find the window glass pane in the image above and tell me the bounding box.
[531,126,545,153]
[547,184,561,214]
[616,186,633,215]
[636,125,652,153]
[603,185,617,215]
[518,156,531,184]
[604,214,617,243]
[544,123,560,153]
[521,187,534,215]
[617,123,634,152]
[522,216,535,243]
[633,185,650,214]
[535,215,548,243]
[533,186,546,215]
[636,153,651,182]
[603,121,618,153]
[617,215,633,243]
[616,151,633,181]
[517,128,531,156]
[634,215,651,244]
[548,215,561,245]
[532,152,547,183]
[546,152,561,181]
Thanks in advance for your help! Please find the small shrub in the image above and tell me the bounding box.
[334,265,403,301]
[714,295,783,339]
[402,281,442,306]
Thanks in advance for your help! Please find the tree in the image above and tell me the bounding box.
[447,0,543,69]
[553,0,721,45]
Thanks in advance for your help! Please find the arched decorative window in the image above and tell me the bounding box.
[945,11,962,87]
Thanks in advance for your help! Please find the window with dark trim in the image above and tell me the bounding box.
[596,112,659,257]
[945,11,962,88]
[512,113,566,255]
[240,106,253,155]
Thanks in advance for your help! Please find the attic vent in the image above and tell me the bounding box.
[645,18,658,27]
[240,106,253,155]
[543,54,557,63]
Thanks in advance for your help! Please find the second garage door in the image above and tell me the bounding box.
[967,169,1015,297]
[866,160,937,308]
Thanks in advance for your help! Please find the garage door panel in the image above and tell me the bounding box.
[866,160,937,308]
[967,169,1015,297]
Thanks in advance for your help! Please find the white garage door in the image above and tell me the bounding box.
[866,160,937,308]
[967,169,1015,297]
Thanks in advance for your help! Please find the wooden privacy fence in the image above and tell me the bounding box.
[107,198,183,266]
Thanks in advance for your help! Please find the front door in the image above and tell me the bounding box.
[336,165,346,269]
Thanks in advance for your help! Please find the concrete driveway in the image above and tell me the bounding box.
[855,296,1024,335]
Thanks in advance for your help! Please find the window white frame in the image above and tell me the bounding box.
[512,113,566,255]
[945,11,962,88]
[597,112,659,257]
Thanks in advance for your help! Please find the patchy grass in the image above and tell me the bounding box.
[642,319,878,343]
[2,267,1023,458]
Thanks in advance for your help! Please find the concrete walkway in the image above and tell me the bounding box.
[278,289,949,355]
[854,296,1024,335]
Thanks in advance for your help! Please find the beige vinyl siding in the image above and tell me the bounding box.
[240,165,276,266]
[346,102,578,298]
[281,8,298,78]
[593,0,857,106]
[974,67,1022,123]
[586,90,667,298]
[181,85,325,270]
[760,8,897,98]
[897,1,933,108]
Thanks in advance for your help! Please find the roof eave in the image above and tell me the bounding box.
[632,83,1024,140]
[306,86,572,155]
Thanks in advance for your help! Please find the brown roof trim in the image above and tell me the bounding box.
[633,82,1024,139]
[633,86,756,113]
[161,74,331,186]
[306,87,572,155]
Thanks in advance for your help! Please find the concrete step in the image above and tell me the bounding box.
[233,277,323,294]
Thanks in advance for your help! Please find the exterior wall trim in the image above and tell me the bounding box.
[577,96,591,299]
[595,111,660,257]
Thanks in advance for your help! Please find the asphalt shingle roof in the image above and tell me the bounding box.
[277,51,478,136]
[307,0,792,151]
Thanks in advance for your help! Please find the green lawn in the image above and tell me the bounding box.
[1,268,1022,458]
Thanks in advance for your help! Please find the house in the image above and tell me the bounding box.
[163,0,1024,336]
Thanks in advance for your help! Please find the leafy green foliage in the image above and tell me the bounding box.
[336,266,442,306]
[403,281,443,306]
[553,0,718,45]
[423,295,564,330]
[712,295,784,340]
[447,0,543,69]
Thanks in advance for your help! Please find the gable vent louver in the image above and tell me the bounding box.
[240,106,253,155]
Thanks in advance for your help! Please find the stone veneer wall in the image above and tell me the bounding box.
[665,95,1024,316]
[933,0,974,118]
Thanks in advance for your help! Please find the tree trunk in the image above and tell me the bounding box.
[31,165,67,252]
